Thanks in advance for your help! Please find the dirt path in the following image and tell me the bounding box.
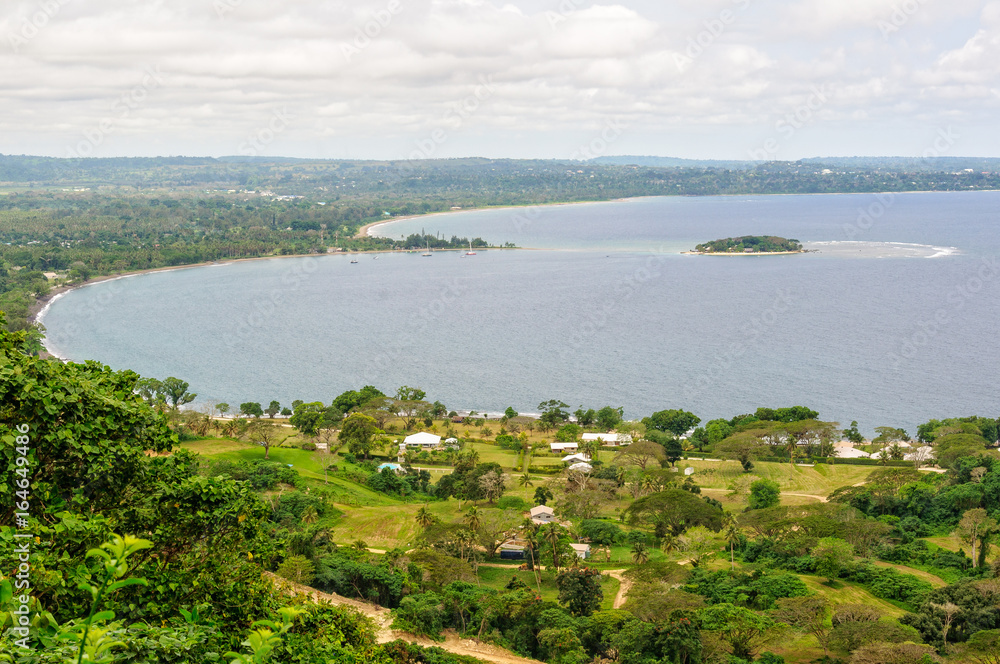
[604,569,631,609]
[700,487,828,503]
[264,571,544,664]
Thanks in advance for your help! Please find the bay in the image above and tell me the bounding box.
[40,191,1000,434]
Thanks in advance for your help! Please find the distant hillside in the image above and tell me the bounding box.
[801,156,1000,172]
[590,155,755,169]
[593,154,1000,173]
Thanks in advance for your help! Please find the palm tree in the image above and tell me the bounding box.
[352,539,368,553]
[660,533,680,555]
[723,516,741,570]
[456,528,476,562]
[415,505,434,530]
[785,436,800,467]
[631,541,650,565]
[465,506,481,533]
[545,523,562,571]
[521,522,542,592]
[518,472,534,488]
[301,505,318,525]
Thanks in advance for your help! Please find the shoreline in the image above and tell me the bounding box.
[357,199,633,238]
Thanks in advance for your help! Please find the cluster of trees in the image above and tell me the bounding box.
[0,316,489,663]
[693,236,803,253]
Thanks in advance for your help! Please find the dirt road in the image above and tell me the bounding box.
[265,571,544,664]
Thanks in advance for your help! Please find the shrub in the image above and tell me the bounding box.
[496,496,530,511]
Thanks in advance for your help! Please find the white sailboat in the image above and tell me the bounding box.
[465,239,476,256]
[422,240,432,257]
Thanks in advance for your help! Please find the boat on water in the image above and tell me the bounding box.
[350,257,359,264]
[465,240,476,256]
[422,240,432,257]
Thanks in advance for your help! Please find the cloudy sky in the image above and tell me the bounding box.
[3,0,998,160]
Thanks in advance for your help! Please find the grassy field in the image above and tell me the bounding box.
[795,574,907,618]
[872,561,948,588]
[475,566,620,612]
[679,459,875,497]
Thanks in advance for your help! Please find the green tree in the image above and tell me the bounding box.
[395,385,426,402]
[595,406,624,431]
[289,401,327,436]
[813,537,854,582]
[538,399,570,426]
[843,420,865,444]
[276,555,315,585]
[265,400,281,418]
[159,376,196,409]
[624,488,724,537]
[748,479,781,510]
[958,508,997,568]
[664,439,684,466]
[339,412,382,459]
[556,567,603,616]
[240,402,264,418]
[773,596,832,659]
[715,433,768,472]
[699,602,780,661]
[415,505,435,530]
[643,409,701,436]
[135,377,164,406]
[534,486,554,506]
[631,541,650,565]
[217,402,230,417]
[242,420,288,460]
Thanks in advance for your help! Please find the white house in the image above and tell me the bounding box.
[569,543,591,560]
[550,442,578,453]
[562,453,590,463]
[404,432,441,448]
[568,462,593,473]
[582,433,632,446]
[834,447,871,459]
[529,505,556,524]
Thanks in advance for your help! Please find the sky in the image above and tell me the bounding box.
[2,0,998,161]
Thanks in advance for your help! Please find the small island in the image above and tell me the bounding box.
[686,235,805,255]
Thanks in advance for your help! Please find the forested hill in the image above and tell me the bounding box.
[2,154,1000,197]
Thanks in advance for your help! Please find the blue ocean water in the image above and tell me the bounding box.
[41,191,1000,434]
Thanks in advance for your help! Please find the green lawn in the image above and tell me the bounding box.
[678,459,876,497]
[796,574,906,618]
[475,566,620,612]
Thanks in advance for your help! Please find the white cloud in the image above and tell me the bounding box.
[1,0,997,159]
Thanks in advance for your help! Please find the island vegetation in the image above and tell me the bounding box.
[692,236,804,254]
[4,316,1000,664]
